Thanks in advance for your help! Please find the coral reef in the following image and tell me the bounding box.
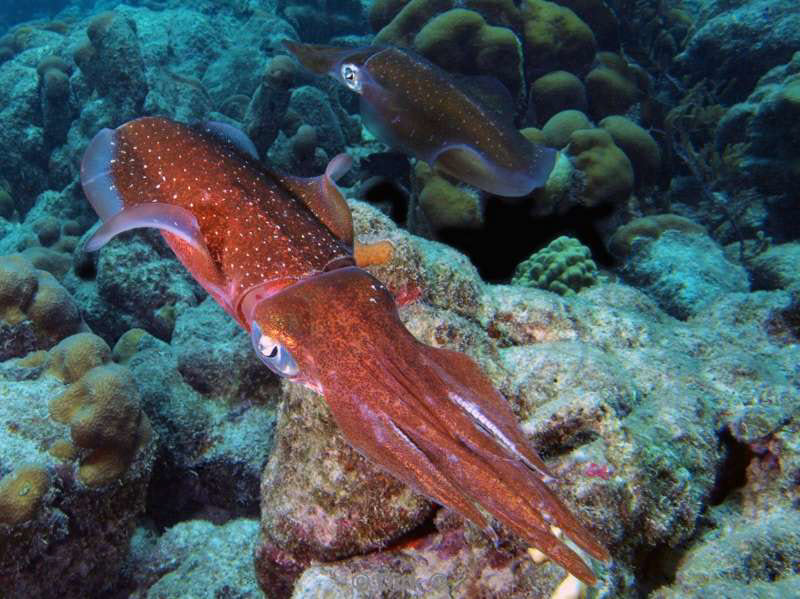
[531,70,588,123]
[566,127,634,207]
[0,331,156,598]
[115,323,277,522]
[599,115,661,184]
[677,0,800,103]
[247,201,799,597]
[619,230,750,319]
[1,0,799,596]
[412,161,485,232]
[608,214,707,258]
[0,254,84,360]
[36,55,74,146]
[74,12,148,120]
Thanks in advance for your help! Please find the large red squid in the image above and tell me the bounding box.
[81,117,608,584]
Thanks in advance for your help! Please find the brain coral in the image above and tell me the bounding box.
[512,235,598,295]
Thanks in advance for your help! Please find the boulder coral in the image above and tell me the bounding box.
[531,70,588,124]
[556,0,620,50]
[412,8,524,96]
[599,115,661,184]
[373,0,599,96]
[48,335,153,487]
[512,235,599,295]
[0,466,51,526]
[520,0,597,76]
[566,128,634,207]
[413,161,485,232]
[609,214,707,258]
[585,52,642,120]
[0,331,156,597]
[542,109,592,149]
[0,254,83,360]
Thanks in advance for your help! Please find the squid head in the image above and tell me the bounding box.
[245,266,609,585]
[285,41,557,197]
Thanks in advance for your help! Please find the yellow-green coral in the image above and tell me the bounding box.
[414,161,484,230]
[531,70,587,123]
[520,0,596,76]
[48,337,152,487]
[599,115,661,184]
[567,128,634,206]
[0,466,50,526]
[542,109,592,149]
[585,52,641,119]
[411,8,524,95]
[0,255,82,354]
[374,0,453,46]
[512,236,598,295]
[609,214,706,257]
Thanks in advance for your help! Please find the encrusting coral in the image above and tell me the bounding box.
[608,214,706,257]
[0,466,51,526]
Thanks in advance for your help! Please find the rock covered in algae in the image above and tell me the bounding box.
[247,201,799,598]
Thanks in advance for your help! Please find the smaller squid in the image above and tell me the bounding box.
[285,41,557,197]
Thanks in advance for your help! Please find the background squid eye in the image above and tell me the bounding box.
[250,322,299,378]
[341,64,361,92]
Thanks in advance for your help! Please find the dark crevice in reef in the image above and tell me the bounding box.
[765,292,800,345]
[632,428,757,596]
[709,426,753,506]
[534,428,601,461]
[632,541,685,598]
[362,178,410,225]
[438,200,616,283]
[382,508,440,553]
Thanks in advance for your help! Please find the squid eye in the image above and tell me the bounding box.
[250,322,299,378]
[341,63,362,92]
